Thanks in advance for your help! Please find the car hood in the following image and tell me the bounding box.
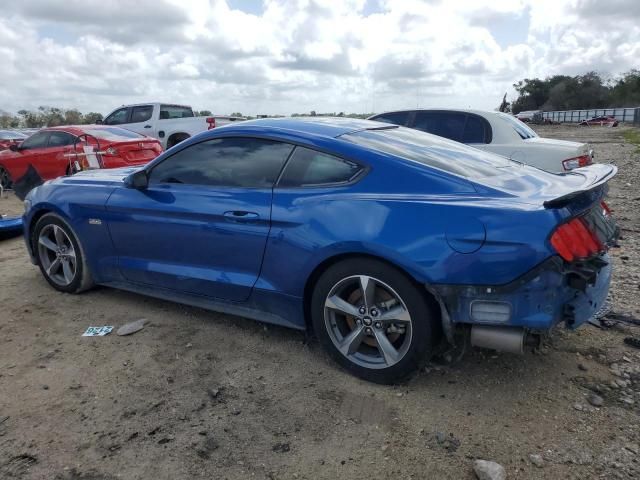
[52,166,140,186]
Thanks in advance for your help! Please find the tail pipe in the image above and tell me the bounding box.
[470,325,540,354]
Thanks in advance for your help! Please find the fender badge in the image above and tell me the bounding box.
[89,218,102,225]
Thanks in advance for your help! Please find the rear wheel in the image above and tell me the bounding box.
[0,166,12,189]
[33,213,93,293]
[311,258,439,384]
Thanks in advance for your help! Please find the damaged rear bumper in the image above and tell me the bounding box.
[431,253,612,335]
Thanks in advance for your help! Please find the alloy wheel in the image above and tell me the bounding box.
[37,224,77,286]
[324,275,413,369]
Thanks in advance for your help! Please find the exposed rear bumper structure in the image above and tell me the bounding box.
[431,253,612,351]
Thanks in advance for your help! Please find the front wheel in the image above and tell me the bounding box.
[32,213,94,293]
[311,258,439,384]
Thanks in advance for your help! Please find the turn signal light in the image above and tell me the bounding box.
[550,217,604,262]
[562,155,592,171]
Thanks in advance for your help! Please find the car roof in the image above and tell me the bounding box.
[217,117,395,139]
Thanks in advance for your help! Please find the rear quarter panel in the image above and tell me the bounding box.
[258,149,561,298]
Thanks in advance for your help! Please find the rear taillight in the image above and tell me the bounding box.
[105,147,118,155]
[550,217,604,262]
[206,117,216,130]
[562,154,592,171]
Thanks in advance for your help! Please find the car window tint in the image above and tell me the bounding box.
[412,111,466,141]
[461,115,486,144]
[343,127,514,179]
[148,137,293,188]
[47,131,75,147]
[370,111,410,126]
[104,108,128,125]
[278,147,363,187]
[20,132,49,149]
[130,105,153,123]
[159,105,194,119]
[496,112,537,139]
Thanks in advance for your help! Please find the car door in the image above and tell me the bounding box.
[15,131,50,178]
[38,131,76,179]
[103,107,130,126]
[125,105,155,136]
[105,136,294,301]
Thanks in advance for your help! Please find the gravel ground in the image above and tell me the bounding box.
[0,124,639,480]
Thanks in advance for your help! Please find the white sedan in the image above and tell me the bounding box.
[368,109,593,173]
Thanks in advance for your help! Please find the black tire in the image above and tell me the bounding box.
[0,166,12,189]
[167,133,190,149]
[311,258,439,384]
[32,213,94,293]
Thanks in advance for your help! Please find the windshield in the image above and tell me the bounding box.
[343,126,516,179]
[84,127,145,141]
[497,112,538,139]
[0,131,26,140]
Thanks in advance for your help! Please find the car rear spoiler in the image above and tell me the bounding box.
[543,164,617,209]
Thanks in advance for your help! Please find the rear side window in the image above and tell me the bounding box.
[159,105,194,120]
[497,112,537,139]
[370,111,411,126]
[130,105,153,123]
[278,147,363,187]
[104,108,129,125]
[461,115,490,144]
[20,132,49,149]
[47,131,75,147]
[412,111,466,142]
[148,137,293,188]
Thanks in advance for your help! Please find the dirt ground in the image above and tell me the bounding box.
[1,124,639,480]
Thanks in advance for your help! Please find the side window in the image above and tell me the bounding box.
[148,137,293,188]
[370,111,411,126]
[412,111,466,142]
[104,108,129,125]
[130,105,153,124]
[47,132,75,148]
[278,147,363,187]
[20,132,49,150]
[461,115,490,144]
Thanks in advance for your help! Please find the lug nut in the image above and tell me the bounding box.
[365,327,372,334]
[359,306,366,315]
[374,322,381,329]
[370,308,378,317]
[356,319,362,326]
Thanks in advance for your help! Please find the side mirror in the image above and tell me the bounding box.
[9,144,20,152]
[125,170,148,189]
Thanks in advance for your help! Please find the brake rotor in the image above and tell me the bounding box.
[344,287,401,347]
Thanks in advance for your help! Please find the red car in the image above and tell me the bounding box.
[0,125,163,190]
[579,116,619,127]
[0,130,28,151]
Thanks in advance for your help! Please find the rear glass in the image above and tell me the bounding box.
[0,131,26,140]
[343,126,514,179]
[497,112,538,139]
[84,127,145,141]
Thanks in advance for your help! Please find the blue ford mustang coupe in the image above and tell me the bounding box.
[22,118,617,383]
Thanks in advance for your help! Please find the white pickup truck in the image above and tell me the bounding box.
[101,103,244,149]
